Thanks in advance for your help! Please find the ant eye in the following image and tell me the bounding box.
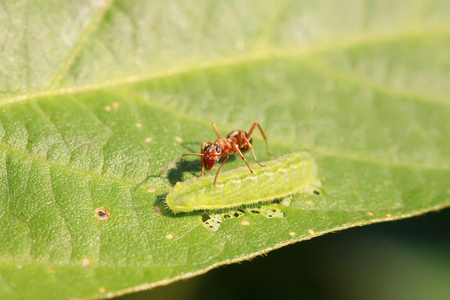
[215,146,221,153]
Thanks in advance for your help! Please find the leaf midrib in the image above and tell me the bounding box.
[1,25,449,107]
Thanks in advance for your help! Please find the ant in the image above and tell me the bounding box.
[158,122,270,185]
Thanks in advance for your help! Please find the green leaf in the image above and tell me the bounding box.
[1,1,449,299]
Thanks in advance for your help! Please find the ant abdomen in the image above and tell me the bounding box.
[227,130,253,152]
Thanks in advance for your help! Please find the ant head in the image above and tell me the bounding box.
[202,143,222,170]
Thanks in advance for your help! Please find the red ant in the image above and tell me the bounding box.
[158,122,270,185]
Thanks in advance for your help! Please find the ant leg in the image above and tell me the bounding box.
[213,155,230,185]
[211,123,222,139]
[246,122,271,155]
[157,153,203,177]
[196,160,206,178]
[233,144,255,173]
[237,132,266,167]
[196,169,205,178]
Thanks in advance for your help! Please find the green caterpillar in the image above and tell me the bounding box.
[165,152,322,213]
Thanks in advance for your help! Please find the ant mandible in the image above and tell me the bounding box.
[158,122,270,185]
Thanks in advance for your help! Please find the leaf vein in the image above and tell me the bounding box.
[302,57,449,106]
[47,0,115,89]
[0,141,154,191]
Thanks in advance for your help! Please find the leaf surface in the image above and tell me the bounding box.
[0,1,449,299]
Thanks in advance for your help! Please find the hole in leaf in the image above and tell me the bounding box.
[95,207,111,221]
